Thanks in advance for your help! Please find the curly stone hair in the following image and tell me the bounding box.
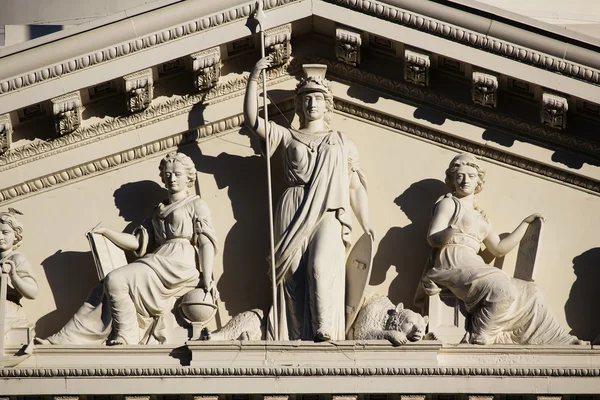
[444,153,486,194]
[0,208,24,249]
[294,76,334,129]
[159,152,197,188]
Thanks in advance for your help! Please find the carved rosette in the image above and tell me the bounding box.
[123,69,154,113]
[191,47,222,92]
[541,92,568,130]
[51,92,82,135]
[404,50,430,87]
[472,72,498,108]
[0,114,12,154]
[335,27,362,66]
[265,24,292,67]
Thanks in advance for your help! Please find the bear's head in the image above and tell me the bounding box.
[385,303,429,342]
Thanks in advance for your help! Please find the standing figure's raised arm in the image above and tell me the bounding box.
[244,56,273,140]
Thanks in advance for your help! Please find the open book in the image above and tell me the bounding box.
[86,229,128,280]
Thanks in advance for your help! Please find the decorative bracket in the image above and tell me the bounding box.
[335,27,362,67]
[472,71,498,108]
[264,24,292,67]
[191,47,222,92]
[0,114,12,154]
[123,69,153,113]
[51,92,82,136]
[541,92,568,130]
[404,49,430,87]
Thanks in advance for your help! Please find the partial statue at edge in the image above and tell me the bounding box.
[244,56,374,341]
[1,208,38,341]
[416,153,587,345]
[36,152,218,345]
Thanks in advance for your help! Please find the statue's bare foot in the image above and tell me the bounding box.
[107,338,126,346]
[314,331,331,342]
[469,333,488,345]
[572,338,590,345]
[33,337,50,345]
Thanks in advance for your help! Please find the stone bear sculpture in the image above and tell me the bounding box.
[202,294,435,345]
[351,294,436,345]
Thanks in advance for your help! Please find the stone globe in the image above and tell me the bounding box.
[180,288,218,324]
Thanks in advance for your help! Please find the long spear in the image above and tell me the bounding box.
[254,0,278,340]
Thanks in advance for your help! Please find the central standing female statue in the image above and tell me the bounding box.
[244,57,373,341]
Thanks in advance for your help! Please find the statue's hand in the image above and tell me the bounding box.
[1,259,14,275]
[250,55,273,80]
[523,213,545,224]
[361,223,375,241]
[91,224,108,236]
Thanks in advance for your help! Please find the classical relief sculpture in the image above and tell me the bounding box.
[36,152,218,345]
[202,294,435,346]
[244,57,373,341]
[417,153,586,345]
[0,209,38,338]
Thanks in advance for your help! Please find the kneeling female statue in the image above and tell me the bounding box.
[244,57,373,341]
[418,153,586,345]
[36,152,217,345]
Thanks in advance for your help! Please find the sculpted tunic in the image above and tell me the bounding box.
[45,195,217,345]
[421,195,578,345]
[1,251,36,335]
[266,122,366,340]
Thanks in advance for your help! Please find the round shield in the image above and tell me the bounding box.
[345,233,374,334]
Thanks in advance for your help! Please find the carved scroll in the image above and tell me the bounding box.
[472,71,498,108]
[541,92,568,130]
[336,27,362,66]
[265,24,292,67]
[404,49,430,87]
[123,69,153,113]
[0,114,11,154]
[51,92,82,136]
[191,47,221,92]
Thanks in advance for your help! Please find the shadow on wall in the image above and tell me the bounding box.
[36,250,98,338]
[183,101,291,322]
[370,178,447,311]
[36,180,167,337]
[565,248,600,341]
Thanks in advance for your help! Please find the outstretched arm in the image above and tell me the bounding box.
[483,213,544,257]
[244,56,273,140]
[93,226,139,252]
[349,170,374,239]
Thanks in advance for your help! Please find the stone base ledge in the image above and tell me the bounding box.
[3,342,600,395]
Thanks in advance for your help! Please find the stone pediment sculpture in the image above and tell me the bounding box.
[201,293,436,346]
[244,56,374,342]
[35,152,218,346]
[0,208,37,366]
[416,153,588,346]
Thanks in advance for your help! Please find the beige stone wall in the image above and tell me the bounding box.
[6,111,600,341]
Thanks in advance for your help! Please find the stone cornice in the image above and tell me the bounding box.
[324,0,600,87]
[1,93,598,205]
[0,0,300,98]
[1,365,600,378]
[0,62,298,172]
[317,57,600,160]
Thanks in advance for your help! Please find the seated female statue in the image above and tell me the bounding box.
[36,152,217,345]
[418,153,586,345]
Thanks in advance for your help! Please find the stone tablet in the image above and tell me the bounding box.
[514,218,543,282]
[345,233,374,334]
